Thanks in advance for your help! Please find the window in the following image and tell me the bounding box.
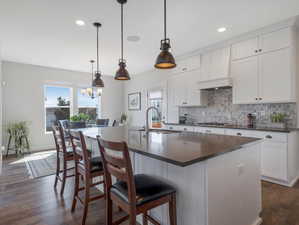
[148,89,163,128]
[78,88,100,123]
[45,86,71,132]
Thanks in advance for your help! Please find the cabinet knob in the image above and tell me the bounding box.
[184,128,187,131]
[259,98,262,100]
[255,50,258,53]
[237,132,242,136]
[259,49,262,52]
[169,127,173,130]
[255,98,258,100]
[265,135,272,139]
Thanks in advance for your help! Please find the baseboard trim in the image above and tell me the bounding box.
[261,175,299,187]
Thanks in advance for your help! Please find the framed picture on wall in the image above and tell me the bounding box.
[128,92,141,111]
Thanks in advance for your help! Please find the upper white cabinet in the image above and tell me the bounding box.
[167,70,207,110]
[231,27,296,104]
[200,47,231,81]
[259,28,292,53]
[231,57,259,104]
[231,27,292,60]
[231,37,258,60]
[172,54,201,74]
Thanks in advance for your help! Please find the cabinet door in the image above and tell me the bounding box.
[231,37,258,60]
[209,47,231,80]
[261,141,287,181]
[167,79,179,123]
[185,70,205,106]
[259,28,292,53]
[168,75,186,106]
[200,52,211,81]
[231,56,259,104]
[259,48,294,103]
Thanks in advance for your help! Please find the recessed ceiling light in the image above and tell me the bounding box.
[127,35,140,42]
[217,27,227,33]
[75,20,85,26]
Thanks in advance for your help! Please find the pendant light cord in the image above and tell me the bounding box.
[96,26,100,72]
[164,0,167,40]
[121,3,124,61]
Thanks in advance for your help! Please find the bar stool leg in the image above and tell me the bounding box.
[129,209,137,225]
[106,198,113,225]
[60,160,67,195]
[5,135,12,158]
[143,212,148,225]
[82,177,90,225]
[71,172,79,212]
[169,193,177,225]
[54,153,60,188]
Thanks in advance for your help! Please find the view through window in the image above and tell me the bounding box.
[45,86,71,132]
[78,88,100,123]
[148,90,163,128]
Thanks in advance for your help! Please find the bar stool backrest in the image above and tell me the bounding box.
[97,137,136,205]
[70,130,91,172]
[52,125,67,155]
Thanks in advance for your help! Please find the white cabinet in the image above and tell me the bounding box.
[194,127,226,135]
[166,125,194,132]
[231,56,259,104]
[258,48,294,103]
[259,28,292,53]
[167,71,207,107]
[261,141,287,181]
[231,37,259,60]
[231,27,295,104]
[200,47,231,81]
[172,54,201,74]
[231,27,292,60]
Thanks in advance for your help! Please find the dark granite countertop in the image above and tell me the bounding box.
[79,126,260,167]
[165,123,297,133]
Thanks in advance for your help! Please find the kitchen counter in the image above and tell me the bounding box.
[81,126,262,225]
[165,122,297,133]
[81,126,260,166]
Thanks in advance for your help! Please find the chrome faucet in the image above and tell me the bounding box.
[145,106,161,133]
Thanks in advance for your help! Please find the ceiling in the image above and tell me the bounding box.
[1,0,299,76]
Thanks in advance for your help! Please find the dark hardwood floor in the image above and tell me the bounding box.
[1,155,299,225]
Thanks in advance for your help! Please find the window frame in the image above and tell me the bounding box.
[44,84,73,134]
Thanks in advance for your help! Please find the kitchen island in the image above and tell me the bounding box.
[82,126,262,225]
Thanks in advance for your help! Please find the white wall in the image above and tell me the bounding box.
[124,69,174,127]
[2,61,124,151]
[0,45,2,148]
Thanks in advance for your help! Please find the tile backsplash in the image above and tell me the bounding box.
[179,88,297,128]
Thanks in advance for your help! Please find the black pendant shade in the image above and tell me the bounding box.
[115,0,130,80]
[93,22,104,87]
[154,0,176,69]
[155,39,176,69]
[115,60,130,80]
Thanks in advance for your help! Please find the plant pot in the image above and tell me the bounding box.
[269,122,286,129]
[70,121,86,129]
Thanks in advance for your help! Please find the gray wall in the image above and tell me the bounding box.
[2,61,124,151]
[179,88,297,128]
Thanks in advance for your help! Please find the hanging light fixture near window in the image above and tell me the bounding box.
[93,22,105,88]
[114,0,130,80]
[81,60,102,98]
[154,0,176,69]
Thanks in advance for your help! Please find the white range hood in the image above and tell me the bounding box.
[197,77,232,90]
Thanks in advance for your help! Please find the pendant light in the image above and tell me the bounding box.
[154,0,176,69]
[93,22,105,88]
[115,0,130,80]
[81,60,102,98]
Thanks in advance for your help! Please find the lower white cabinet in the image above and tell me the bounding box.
[225,128,298,186]
[194,127,225,135]
[166,125,194,132]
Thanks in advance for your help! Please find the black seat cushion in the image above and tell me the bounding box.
[79,156,103,173]
[110,174,176,206]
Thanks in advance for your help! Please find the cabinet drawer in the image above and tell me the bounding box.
[260,132,287,143]
[195,127,225,135]
[167,125,194,132]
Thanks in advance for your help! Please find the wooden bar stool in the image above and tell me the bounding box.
[52,125,75,195]
[70,130,105,225]
[97,136,177,225]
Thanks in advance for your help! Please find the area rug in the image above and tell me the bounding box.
[24,150,60,179]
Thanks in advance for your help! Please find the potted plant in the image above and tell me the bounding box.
[120,113,127,125]
[6,121,30,156]
[152,115,162,128]
[70,113,90,128]
[270,112,287,129]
